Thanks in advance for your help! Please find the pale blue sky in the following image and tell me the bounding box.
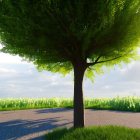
[0,44,140,98]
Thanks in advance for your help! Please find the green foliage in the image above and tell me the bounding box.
[84,96,140,111]
[45,125,140,140]
[0,97,73,111]
[0,96,140,112]
[45,127,74,140]
[0,0,140,79]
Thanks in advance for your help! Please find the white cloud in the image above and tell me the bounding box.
[104,85,111,89]
[63,81,73,86]
[0,43,32,64]
[0,52,29,64]
[38,74,58,82]
[0,67,16,73]
[0,43,3,49]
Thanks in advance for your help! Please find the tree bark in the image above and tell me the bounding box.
[73,62,86,128]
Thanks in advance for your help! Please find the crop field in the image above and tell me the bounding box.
[0,96,140,111]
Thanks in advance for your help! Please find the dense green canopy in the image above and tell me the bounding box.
[0,0,140,80]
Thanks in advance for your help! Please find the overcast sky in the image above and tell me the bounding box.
[0,44,140,98]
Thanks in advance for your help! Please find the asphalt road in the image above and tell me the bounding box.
[0,108,140,140]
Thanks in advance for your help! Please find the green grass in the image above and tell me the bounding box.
[0,96,140,112]
[45,125,140,140]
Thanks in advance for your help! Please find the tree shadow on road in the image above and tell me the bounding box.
[0,117,73,140]
[35,108,73,114]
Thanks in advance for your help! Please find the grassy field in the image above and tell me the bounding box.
[45,125,140,140]
[0,96,140,111]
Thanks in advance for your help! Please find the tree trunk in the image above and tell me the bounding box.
[73,63,86,128]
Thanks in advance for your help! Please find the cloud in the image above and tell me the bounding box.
[0,52,26,64]
[0,67,16,73]
[0,62,74,98]
[104,85,111,89]
[0,43,32,65]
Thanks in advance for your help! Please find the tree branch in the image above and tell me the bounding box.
[95,55,102,63]
[87,56,122,67]
[86,55,102,67]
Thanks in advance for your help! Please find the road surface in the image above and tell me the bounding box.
[0,108,139,140]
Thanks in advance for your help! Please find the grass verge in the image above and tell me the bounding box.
[45,125,140,140]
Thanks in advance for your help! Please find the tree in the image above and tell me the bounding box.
[0,0,140,128]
